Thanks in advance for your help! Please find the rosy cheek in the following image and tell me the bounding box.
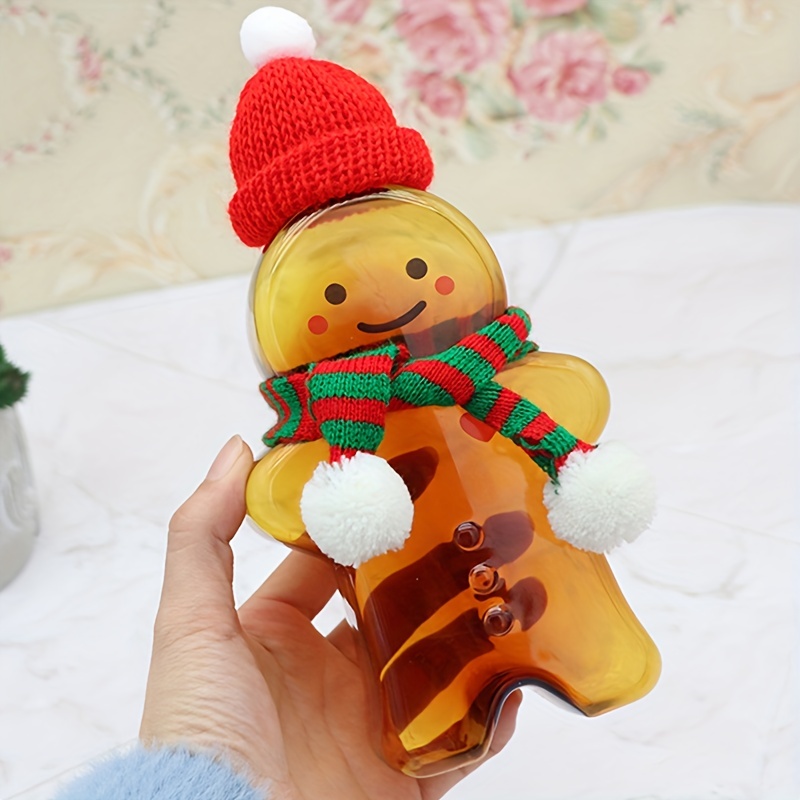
[435,275,455,295]
[308,315,328,335]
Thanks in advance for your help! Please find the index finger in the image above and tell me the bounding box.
[238,549,338,622]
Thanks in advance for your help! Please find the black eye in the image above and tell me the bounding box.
[405,258,428,279]
[324,283,347,305]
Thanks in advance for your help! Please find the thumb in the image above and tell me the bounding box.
[158,436,254,629]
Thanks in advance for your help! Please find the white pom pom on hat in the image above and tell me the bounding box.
[543,442,656,553]
[300,452,414,568]
[240,6,316,69]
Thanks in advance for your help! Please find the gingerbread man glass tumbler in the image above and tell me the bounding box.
[228,7,661,779]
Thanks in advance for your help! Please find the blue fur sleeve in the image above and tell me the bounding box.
[52,745,266,800]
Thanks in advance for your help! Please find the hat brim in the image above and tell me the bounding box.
[228,125,433,249]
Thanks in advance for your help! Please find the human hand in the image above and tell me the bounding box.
[140,435,521,800]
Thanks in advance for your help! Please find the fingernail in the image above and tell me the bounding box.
[206,435,243,481]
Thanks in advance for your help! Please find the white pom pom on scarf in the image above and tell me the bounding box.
[300,453,413,568]
[543,442,656,553]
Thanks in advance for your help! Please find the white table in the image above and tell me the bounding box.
[1,205,798,799]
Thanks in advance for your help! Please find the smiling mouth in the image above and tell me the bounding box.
[357,300,427,334]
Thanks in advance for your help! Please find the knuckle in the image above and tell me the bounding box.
[153,608,240,650]
[168,501,200,537]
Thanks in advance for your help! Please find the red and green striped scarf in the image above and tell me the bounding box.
[260,307,595,483]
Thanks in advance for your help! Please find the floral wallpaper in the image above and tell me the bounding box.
[330,0,672,153]
[0,0,798,314]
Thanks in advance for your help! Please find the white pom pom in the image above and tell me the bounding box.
[543,442,656,553]
[300,453,413,568]
[240,6,316,69]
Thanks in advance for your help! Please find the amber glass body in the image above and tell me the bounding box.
[246,188,660,776]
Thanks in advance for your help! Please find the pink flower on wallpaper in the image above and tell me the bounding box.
[510,30,609,123]
[612,66,651,95]
[324,0,369,24]
[77,36,102,83]
[525,0,587,18]
[409,72,467,118]
[396,0,511,74]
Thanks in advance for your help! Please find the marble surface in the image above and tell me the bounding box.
[0,205,798,799]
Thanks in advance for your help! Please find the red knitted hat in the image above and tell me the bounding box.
[229,7,434,249]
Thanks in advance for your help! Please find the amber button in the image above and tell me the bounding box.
[453,521,483,550]
[469,564,500,595]
[483,604,515,637]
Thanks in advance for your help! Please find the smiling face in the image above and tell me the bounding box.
[251,187,508,374]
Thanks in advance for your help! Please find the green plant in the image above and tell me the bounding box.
[0,345,29,409]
